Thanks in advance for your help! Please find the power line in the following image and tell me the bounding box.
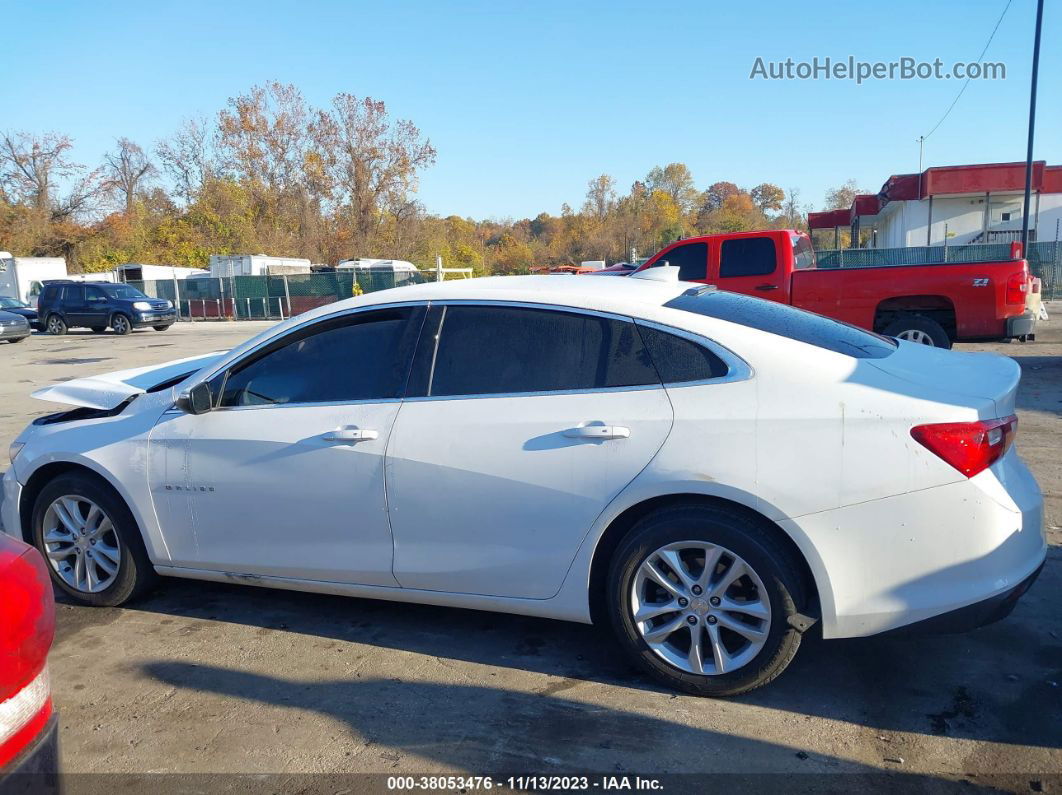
[922,0,1013,140]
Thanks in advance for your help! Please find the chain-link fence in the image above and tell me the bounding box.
[814,242,1062,299]
[126,270,437,321]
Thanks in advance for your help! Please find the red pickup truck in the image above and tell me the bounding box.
[593,230,1037,348]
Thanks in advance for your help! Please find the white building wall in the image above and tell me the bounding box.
[927,197,987,246]
[1037,193,1062,241]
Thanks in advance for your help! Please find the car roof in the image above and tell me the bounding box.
[313,275,692,320]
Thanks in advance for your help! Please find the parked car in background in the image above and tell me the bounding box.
[0,532,58,790]
[0,310,31,344]
[0,297,39,330]
[587,230,1037,348]
[37,281,175,335]
[3,275,1044,696]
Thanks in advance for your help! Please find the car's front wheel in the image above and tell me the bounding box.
[608,503,807,696]
[32,472,156,606]
[111,313,132,335]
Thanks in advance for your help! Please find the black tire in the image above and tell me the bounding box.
[45,314,67,335]
[110,313,132,335]
[152,325,171,332]
[8,336,26,343]
[31,472,156,607]
[608,503,806,697]
[90,326,107,334]
[882,314,952,349]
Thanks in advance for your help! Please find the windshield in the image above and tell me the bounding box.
[101,284,149,300]
[0,297,28,309]
[665,289,896,359]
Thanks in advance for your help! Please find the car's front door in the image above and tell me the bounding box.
[148,305,425,584]
[386,303,674,599]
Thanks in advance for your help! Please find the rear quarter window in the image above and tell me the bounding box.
[665,289,896,359]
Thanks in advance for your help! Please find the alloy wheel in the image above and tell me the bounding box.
[630,541,771,675]
[41,495,122,593]
[112,316,130,334]
[47,315,64,334]
[896,329,934,345]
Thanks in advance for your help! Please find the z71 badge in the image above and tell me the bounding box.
[972,277,990,287]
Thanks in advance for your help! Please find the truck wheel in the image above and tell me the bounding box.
[46,314,67,335]
[111,313,132,335]
[883,315,951,349]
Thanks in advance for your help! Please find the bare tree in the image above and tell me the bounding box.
[583,174,616,218]
[0,130,101,219]
[104,138,156,214]
[156,117,215,203]
[312,94,436,245]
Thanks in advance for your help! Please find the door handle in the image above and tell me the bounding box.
[754,284,779,291]
[323,428,379,443]
[563,425,630,440]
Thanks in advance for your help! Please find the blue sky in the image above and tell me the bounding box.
[3,0,1058,219]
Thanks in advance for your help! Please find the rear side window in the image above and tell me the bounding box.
[637,325,728,382]
[654,242,708,281]
[216,307,423,407]
[719,237,777,278]
[416,305,658,397]
[62,285,84,302]
[41,285,58,302]
[792,234,815,270]
[665,290,896,359]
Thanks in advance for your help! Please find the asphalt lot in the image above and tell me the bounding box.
[1,315,1060,791]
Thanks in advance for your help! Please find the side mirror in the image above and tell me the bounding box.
[176,382,214,415]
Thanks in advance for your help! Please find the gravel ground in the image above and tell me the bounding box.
[1,312,1059,792]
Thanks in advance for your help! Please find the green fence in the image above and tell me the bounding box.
[127,270,436,320]
[814,242,1062,299]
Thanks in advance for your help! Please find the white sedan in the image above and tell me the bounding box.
[2,275,1045,695]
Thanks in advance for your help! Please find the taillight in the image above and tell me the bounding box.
[911,415,1018,478]
[1005,272,1028,305]
[0,534,55,768]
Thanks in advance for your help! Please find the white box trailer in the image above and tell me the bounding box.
[0,253,67,304]
[209,254,312,278]
[116,263,209,281]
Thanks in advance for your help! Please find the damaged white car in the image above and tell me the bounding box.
[2,275,1046,695]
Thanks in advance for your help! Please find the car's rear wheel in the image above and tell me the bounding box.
[608,503,806,696]
[32,472,156,606]
[883,314,951,348]
[45,314,67,335]
[111,313,132,335]
[152,325,171,332]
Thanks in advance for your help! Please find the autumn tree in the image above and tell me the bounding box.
[750,183,784,213]
[0,131,101,219]
[645,163,699,215]
[824,179,863,210]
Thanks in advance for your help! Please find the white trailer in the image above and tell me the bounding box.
[209,254,312,278]
[0,253,68,304]
[116,263,209,281]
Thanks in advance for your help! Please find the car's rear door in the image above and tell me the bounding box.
[62,285,89,326]
[386,303,673,599]
[710,235,788,302]
[148,305,425,584]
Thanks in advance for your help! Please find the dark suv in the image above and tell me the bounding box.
[37,281,176,335]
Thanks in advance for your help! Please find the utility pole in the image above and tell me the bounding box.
[1021,0,1044,253]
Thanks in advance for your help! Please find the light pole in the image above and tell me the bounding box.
[1020,0,1044,253]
